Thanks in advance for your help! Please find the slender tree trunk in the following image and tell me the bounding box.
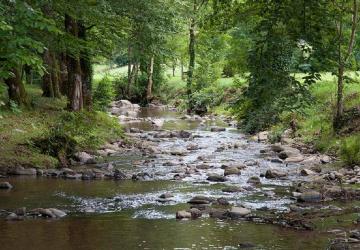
[334,0,359,130]
[4,68,28,106]
[65,14,83,111]
[78,21,92,109]
[127,45,132,95]
[24,66,33,85]
[172,62,176,77]
[181,62,184,80]
[187,14,196,113]
[146,56,154,103]
[51,51,61,98]
[128,62,139,98]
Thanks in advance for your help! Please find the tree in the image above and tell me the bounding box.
[332,0,359,130]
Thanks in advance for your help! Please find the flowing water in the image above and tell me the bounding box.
[0,108,351,249]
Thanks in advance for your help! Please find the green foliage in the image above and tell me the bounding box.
[34,111,123,163]
[340,134,360,166]
[93,76,115,111]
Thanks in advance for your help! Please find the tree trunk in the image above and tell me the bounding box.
[51,51,61,98]
[127,45,132,95]
[334,0,359,131]
[187,14,196,113]
[4,68,28,106]
[65,14,83,111]
[146,56,154,103]
[172,62,175,77]
[24,66,33,85]
[128,62,139,98]
[59,53,68,96]
[181,62,184,80]
[78,21,92,109]
[42,49,55,98]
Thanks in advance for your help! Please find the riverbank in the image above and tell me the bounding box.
[0,85,124,170]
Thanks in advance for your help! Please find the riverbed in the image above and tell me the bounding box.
[0,107,359,250]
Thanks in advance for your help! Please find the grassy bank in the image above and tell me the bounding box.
[0,85,123,169]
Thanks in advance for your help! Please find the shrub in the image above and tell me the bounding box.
[340,135,360,166]
[33,111,123,166]
[93,76,115,111]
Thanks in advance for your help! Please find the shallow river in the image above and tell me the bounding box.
[0,108,351,249]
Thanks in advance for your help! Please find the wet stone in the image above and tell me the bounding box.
[247,176,261,185]
[207,174,227,182]
[265,169,287,179]
[227,207,251,218]
[210,127,226,132]
[188,196,213,205]
[159,193,174,199]
[224,166,241,176]
[298,191,322,203]
[0,181,13,189]
[176,210,191,219]
[222,186,243,193]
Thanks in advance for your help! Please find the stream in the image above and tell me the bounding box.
[0,107,358,250]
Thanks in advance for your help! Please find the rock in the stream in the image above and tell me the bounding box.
[114,169,127,180]
[0,182,13,189]
[159,193,174,199]
[38,208,67,218]
[278,147,301,160]
[8,166,36,176]
[222,186,243,193]
[186,144,199,151]
[188,196,213,205]
[265,169,287,179]
[247,176,261,185]
[284,155,304,163]
[176,210,192,219]
[300,169,316,176]
[207,174,227,182]
[6,213,22,221]
[216,197,230,206]
[298,191,322,203]
[178,130,192,139]
[224,166,241,176]
[270,144,285,153]
[189,208,202,219]
[257,131,269,142]
[227,207,251,218]
[210,127,226,132]
[74,152,96,164]
[196,164,211,170]
[209,208,227,219]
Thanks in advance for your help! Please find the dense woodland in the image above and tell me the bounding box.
[1,1,360,249]
[0,0,360,167]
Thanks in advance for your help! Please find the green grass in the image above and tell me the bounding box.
[0,84,124,169]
